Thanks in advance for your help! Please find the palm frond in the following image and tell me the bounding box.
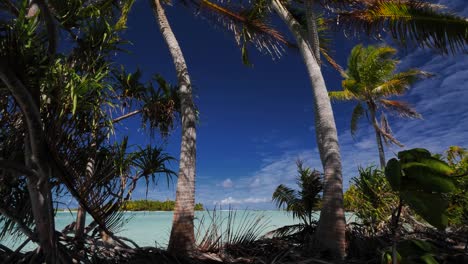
[132,145,176,196]
[115,0,136,30]
[374,122,404,147]
[266,223,307,238]
[335,0,468,54]
[379,99,422,119]
[272,184,299,210]
[350,103,365,136]
[320,46,346,77]
[195,0,289,64]
[380,113,392,145]
[328,89,356,101]
[372,69,431,97]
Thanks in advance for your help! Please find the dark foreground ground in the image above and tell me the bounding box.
[1,226,467,263]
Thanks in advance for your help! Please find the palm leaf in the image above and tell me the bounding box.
[372,69,431,97]
[195,0,289,63]
[379,99,421,119]
[380,113,393,145]
[328,89,356,101]
[335,0,468,54]
[350,103,365,136]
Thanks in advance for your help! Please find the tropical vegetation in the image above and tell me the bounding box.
[272,161,322,239]
[122,200,204,211]
[329,44,428,168]
[0,0,467,263]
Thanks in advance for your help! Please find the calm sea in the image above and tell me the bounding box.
[1,211,355,252]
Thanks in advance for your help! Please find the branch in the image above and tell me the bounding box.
[111,109,142,124]
[0,60,48,177]
[0,160,37,178]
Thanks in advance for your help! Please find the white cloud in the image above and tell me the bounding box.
[221,178,234,188]
[216,196,269,205]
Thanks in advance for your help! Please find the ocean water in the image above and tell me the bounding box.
[1,211,355,252]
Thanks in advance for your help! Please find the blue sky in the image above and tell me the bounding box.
[102,0,468,209]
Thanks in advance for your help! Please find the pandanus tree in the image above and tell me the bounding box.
[329,44,428,168]
[0,0,178,262]
[261,0,468,258]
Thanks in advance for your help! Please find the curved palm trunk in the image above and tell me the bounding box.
[151,0,197,255]
[271,0,345,259]
[368,103,386,168]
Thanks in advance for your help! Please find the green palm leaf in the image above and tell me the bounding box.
[350,103,365,136]
[372,69,431,97]
[328,89,355,101]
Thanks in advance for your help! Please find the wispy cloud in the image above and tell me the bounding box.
[221,178,234,188]
[216,196,269,205]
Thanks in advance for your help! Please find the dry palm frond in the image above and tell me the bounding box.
[374,123,403,147]
[380,113,393,145]
[379,99,421,119]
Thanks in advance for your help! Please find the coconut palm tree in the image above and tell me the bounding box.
[150,0,198,254]
[148,0,288,255]
[270,0,346,257]
[329,44,428,168]
[272,161,323,232]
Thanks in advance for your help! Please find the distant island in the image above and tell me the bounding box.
[121,200,204,211]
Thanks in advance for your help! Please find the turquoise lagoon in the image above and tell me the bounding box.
[1,211,356,252]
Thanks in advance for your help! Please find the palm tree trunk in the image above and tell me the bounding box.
[151,0,197,255]
[368,104,386,168]
[271,0,346,259]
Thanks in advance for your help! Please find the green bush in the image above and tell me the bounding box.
[121,200,204,211]
[344,166,398,235]
[444,146,468,227]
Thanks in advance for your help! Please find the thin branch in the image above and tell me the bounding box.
[111,109,142,124]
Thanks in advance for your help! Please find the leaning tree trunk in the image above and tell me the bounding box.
[0,62,58,263]
[368,104,386,168]
[271,0,346,259]
[151,0,197,255]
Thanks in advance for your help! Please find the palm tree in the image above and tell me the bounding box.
[270,0,347,257]
[329,44,428,168]
[150,0,198,254]
[272,161,323,232]
[148,0,288,255]
[266,0,468,258]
